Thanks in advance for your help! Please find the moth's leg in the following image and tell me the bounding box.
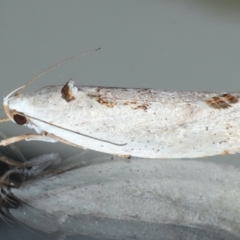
[0,132,86,150]
[0,117,10,123]
[0,133,56,146]
[0,152,24,167]
[0,131,26,162]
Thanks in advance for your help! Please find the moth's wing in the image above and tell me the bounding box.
[55,88,240,134]
[80,89,240,123]
[137,92,240,134]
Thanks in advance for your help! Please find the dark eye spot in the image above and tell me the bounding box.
[13,114,27,125]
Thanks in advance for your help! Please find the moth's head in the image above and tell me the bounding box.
[3,85,67,132]
[3,86,30,126]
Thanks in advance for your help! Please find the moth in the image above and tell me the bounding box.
[1,51,240,158]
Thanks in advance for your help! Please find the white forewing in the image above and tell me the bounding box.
[4,81,240,158]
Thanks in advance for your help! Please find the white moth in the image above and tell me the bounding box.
[1,51,240,158]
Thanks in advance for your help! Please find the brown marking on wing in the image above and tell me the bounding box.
[61,81,76,102]
[121,101,137,106]
[136,88,153,95]
[96,96,115,108]
[205,94,238,109]
[88,90,115,108]
[114,100,150,111]
[95,87,102,93]
[222,150,230,155]
[220,93,238,104]
[132,103,149,111]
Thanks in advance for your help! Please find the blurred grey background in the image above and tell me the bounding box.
[1,1,240,239]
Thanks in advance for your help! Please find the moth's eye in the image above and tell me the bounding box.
[13,114,27,125]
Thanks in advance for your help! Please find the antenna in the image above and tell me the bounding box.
[15,48,101,96]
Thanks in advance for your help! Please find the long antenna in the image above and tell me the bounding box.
[15,48,101,96]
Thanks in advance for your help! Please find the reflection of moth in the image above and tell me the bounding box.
[1,150,240,239]
[0,151,60,223]
[1,51,240,158]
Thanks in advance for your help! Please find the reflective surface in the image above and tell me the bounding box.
[0,151,239,239]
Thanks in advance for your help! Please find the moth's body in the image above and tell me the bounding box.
[3,81,240,158]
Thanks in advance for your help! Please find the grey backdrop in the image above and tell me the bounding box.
[1,1,240,239]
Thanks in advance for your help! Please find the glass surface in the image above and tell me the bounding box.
[1,151,240,240]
